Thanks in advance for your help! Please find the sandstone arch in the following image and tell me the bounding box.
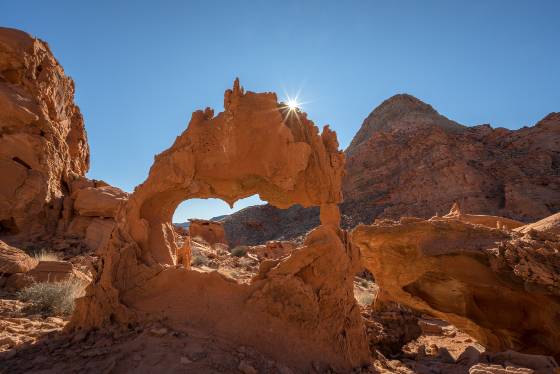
[72,80,370,371]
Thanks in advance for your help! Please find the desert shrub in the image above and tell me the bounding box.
[17,277,86,315]
[191,236,209,246]
[230,245,248,257]
[20,246,59,261]
[191,254,209,267]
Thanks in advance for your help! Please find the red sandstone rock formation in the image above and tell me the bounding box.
[248,240,296,260]
[0,240,37,274]
[344,97,560,225]
[188,219,227,247]
[64,177,128,252]
[443,202,525,230]
[351,215,560,360]
[516,212,560,236]
[222,95,560,245]
[0,28,89,241]
[72,80,369,371]
[0,28,126,254]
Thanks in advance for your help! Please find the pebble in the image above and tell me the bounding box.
[150,327,168,337]
[180,356,192,365]
[238,360,258,374]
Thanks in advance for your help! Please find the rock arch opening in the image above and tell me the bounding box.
[171,196,267,283]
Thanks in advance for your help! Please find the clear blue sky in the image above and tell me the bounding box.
[2,1,559,222]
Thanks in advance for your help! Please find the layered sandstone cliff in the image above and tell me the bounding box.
[222,95,560,244]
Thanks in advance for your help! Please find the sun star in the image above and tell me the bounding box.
[287,98,300,110]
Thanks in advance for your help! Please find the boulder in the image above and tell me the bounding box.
[26,260,90,284]
[72,186,127,218]
[188,219,227,246]
[249,240,296,260]
[84,218,115,252]
[0,240,37,274]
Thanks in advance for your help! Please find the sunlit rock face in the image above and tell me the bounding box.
[0,27,89,242]
[352,213,560,361]
[72,80,370,372]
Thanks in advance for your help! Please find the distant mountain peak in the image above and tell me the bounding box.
[375,93,437,114]
[346,94,464,154]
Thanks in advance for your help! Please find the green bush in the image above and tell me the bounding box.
[230,246,248,257]
[17,277,85,315]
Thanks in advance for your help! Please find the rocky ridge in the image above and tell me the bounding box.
[222,95,560,245]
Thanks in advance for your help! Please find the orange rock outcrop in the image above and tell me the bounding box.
[515,212,560,236]
[72,80,369,371]
[442,202,524,230]
[0,28,126,253]
[188,219,227,246]
[0,28,89,241]
[0,240,37,274]
[352,215,560,360]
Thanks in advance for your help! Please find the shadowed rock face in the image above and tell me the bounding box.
[352,216,560,360]
[0,27,89,241]
[72,80,370,371]
[344,103,560,226]
[221,96,560,244]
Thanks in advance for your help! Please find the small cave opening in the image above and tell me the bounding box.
[172,195,265,283]
[0,217,20,236]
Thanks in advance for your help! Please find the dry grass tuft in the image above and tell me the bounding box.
[17,277,86,315]
[31,249,60,262]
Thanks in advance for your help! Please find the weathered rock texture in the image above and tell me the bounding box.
[248,240,296,260]
[0,28,126,254]
[344,97,560,225]
[222,95,560,244]
[0,240,37,274]
[72,80,370,371]
[444,202,525,230]
[0,27,89,241]
[188,219,227,247]
[516,212,560,236]
[352,215,560,360]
